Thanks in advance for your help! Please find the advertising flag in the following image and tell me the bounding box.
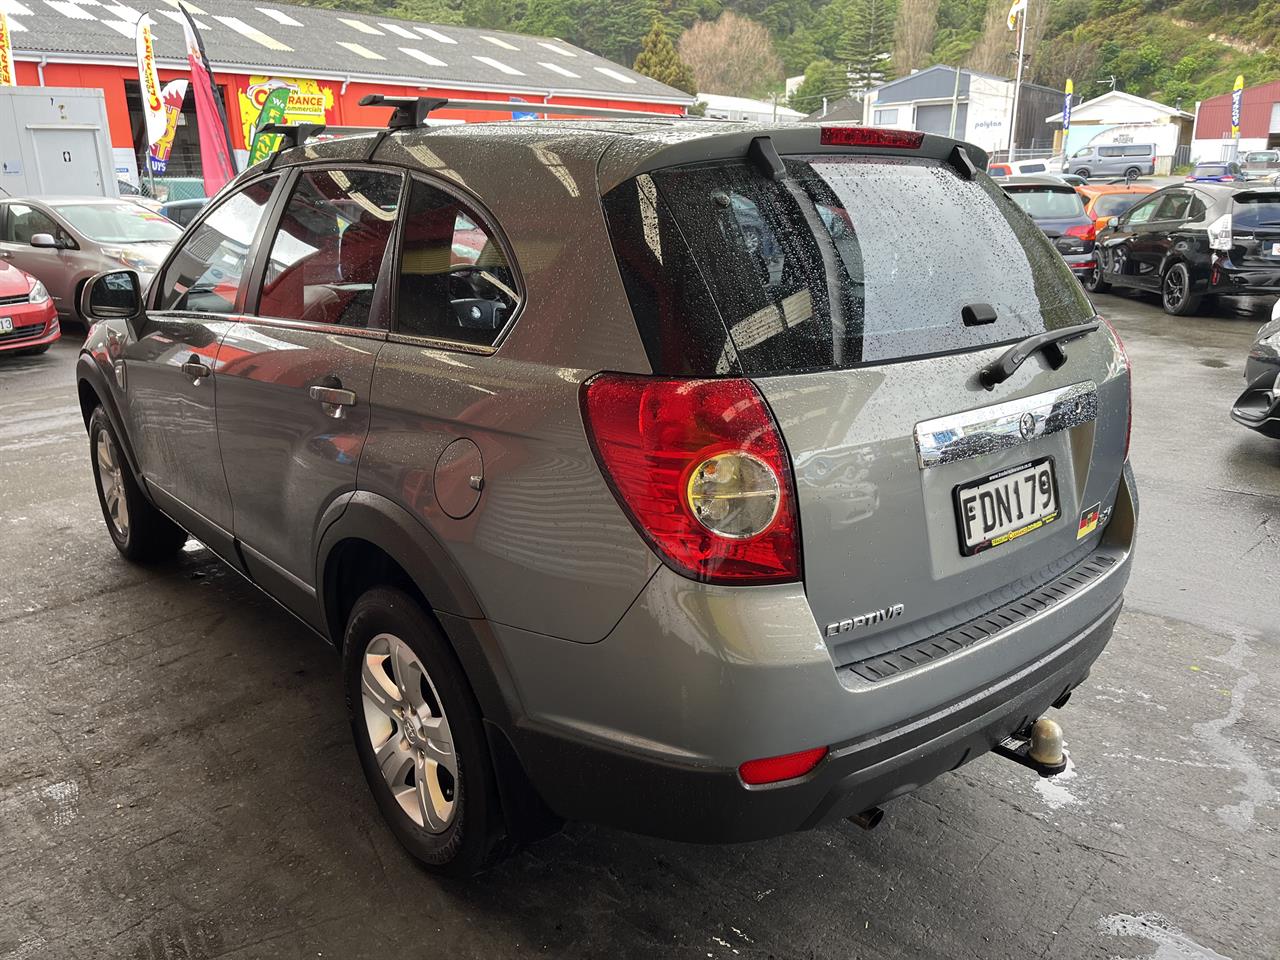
[1007,0,1027,30]
[135,15,168,166]
[247,86,290,165]
[1231,74,1244,140]
[179,2,237,195]
[0,12,16,87]
[1063,78,1073,132]
[149,79,189,175]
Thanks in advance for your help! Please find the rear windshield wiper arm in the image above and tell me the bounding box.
[979,321,1100,389]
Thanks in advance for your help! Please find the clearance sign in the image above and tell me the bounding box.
[135,14,169,169]
[0,11,16,87]
[238,77,334,146]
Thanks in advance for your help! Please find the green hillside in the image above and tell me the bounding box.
[293,0,1279,106]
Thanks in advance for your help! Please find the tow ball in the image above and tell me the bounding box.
[993,717,1068,777]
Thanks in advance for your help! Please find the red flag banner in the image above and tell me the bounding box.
[179,2,237,195]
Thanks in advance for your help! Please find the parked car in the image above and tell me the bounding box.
[1185,161,1244,183]
[1077,182,1158,231]
[117,178,166,213]
[0,259,59,355]
[1065,143,1156,180]
[1230,297,1280,439]
[159,197,209,227]
[1242,150,1280,182]
[1088,183,1280,315]
[1002,175,1097,280]
[0,197,182,324]
[75,117,1136,877]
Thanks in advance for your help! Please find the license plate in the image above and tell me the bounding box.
[954,458,1059,556]
[0,317,12,333]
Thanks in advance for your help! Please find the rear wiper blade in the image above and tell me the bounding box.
[979,321,1100,389]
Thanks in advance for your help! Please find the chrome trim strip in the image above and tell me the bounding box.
[915,381,1098,469]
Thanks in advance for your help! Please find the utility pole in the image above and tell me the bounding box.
[1007,0,1028,156]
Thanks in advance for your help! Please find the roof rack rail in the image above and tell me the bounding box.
[256,122,327,150]
[358,93,692,128]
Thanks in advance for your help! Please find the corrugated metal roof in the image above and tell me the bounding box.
[1,0,692,103]
[1196,78,1280,139]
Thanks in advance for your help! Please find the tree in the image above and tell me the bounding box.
[678,11,783,97]
[967,0,1015,76]
[837,0,897,94]
[578,0,660,66]
[788,58,848,111]
[634,19,698,93]
[894,0,940,74]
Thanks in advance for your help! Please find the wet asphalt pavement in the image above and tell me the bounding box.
[1,290,1277,960]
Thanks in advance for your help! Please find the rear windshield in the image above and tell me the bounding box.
[1093,193,1147,217]
[1194,164,1228,176]
[602,156,1093,376]
[1004,187,1086,219]
[1233,194,1280,229]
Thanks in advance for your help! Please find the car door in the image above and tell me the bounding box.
[1099,193,1164,287]
[1130,190,1192,283]
[214,165,403,626]
[123,175,283,562]
[0,201,78,315]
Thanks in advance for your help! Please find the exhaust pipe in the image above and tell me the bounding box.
[848,807,884,831]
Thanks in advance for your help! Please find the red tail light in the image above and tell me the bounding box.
[1221,175,1235,181]
[820,126,923,149]
[739,747,828,785]
[1185,175,1195,181]
[581,374,801,584]
[1064,223,1096,242]
[1099,314,1132,459]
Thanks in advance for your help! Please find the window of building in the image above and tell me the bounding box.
[874,108,898,125]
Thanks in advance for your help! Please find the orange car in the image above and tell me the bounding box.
[1077,183,1158,231]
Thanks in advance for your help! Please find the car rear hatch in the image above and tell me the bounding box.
[1228,189,1280,268]
[1003,182,1095,257]
[600,134,1130,668]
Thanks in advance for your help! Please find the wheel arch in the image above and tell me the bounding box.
[76,354,144,481]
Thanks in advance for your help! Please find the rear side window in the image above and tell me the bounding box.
[1123,145,1150,157]
[1099,146,1123,158]
[602,156,1093,376]
[257,168,402,329]
[158,178,277,313]
[393,178,519,347]
[1233,194,1280,229]
[1,203,59,243]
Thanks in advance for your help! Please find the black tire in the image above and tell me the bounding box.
[1161,262,1201,316]
[1083,253,1110,293]
[87,405,188,562]
[1074,168,1091,179]
[344,586,509,877]
[1124,166,1141,182]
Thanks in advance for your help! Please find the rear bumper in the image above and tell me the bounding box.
[1209,262,1280,294]
[506,597,1119,843]
[1231,368,1280,438]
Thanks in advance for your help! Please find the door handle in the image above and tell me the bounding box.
[181,356,211,383]
[309,383,357,417]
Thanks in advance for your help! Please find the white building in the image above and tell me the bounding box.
[861,65,1061,155]
[1046,90,1192,173]
[696,93,804,124]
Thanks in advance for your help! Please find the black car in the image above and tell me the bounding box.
[1087,184,1280,315]
[1231,299,1280,438]
[1001,176,1096,281]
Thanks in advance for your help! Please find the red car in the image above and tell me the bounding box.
[0,260,59,355]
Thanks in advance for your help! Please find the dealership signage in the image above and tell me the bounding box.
[0,12,15,87]
[1062,79,1073,132]
[238,76,335,148]
[1231,74,1243,139]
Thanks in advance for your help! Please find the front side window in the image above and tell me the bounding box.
[1154,192,1191,221]
[257,168,403,329]
[394,178,519,347]
[1123,196,1163,225]
[158,178,278,314]
[1072,148,1091,158]
[1093,193,1146,218]
[2,203,59,244]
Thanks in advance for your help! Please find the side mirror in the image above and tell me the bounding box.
[81,270,143,322]
[30,233,59,248]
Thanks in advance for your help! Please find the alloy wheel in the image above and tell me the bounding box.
[1164,268,1186,311]
[360,632,458,833]
[95,429,129,540]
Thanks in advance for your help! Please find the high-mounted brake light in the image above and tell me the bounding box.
[820,126,924,150]
[1098,314,1132,460]
[739,747,828,785]
[580,375,801,585]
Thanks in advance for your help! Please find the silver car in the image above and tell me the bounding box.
[0,196,181,324]
[75,115,1137,877]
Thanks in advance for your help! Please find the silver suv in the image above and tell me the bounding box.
[75,113,1137,876]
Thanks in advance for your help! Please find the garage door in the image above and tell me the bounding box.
[915,102,965,137]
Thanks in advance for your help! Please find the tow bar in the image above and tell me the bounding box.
[993,716,1069,777]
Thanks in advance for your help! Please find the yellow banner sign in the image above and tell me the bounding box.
[238,76,334,145]
[0,12,17,87]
